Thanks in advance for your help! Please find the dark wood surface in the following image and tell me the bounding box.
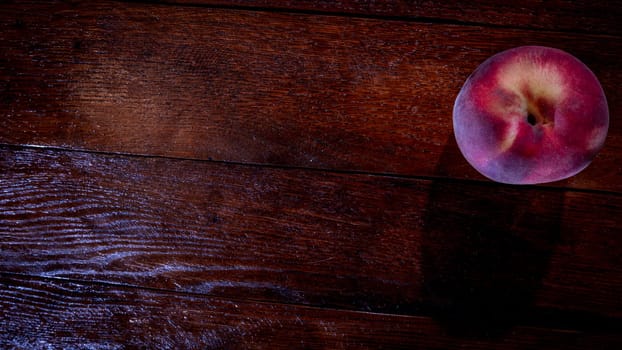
[2,1,622,192]
[1,146,621,320]
[1,0,621,348]
[155,0,622,35]
[2,273,621,349]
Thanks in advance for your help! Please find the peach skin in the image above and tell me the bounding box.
[453,46,609,184]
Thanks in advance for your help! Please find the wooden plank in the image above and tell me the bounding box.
[0,1,621,192]
[1,274,620,349]
[162,0,622,35]
[1,146,620,324]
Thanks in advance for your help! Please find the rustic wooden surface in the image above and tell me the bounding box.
[162,0,622,35]
[2,273,621,349]
[2,1,622,192]
[1,0,621,348]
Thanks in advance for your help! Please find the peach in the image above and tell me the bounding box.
[453,46,609,184]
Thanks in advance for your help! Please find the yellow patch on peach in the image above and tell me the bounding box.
[497,56,566,110]
[498,120,519,153]
[487,94,524,120]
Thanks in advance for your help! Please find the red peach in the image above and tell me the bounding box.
[453,46,609,184]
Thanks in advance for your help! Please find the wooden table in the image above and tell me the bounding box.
[1,1,621,348]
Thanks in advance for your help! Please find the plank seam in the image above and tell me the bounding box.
[2,143,620,197]
[1,271,621,333]
[116,0,622,38]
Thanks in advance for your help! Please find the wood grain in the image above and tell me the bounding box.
[1,147,621,329]
[160,0,622,35]
[1,274,620,349]
[1,1,621,192]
